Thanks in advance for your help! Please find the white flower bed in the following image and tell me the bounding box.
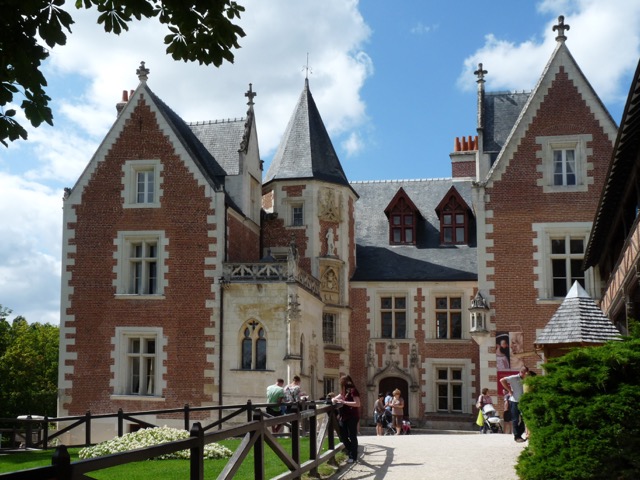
[78,426,233,460]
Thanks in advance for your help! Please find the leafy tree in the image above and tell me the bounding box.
[517,328,640,480]
[0,0,245,146]
[0,311,59,421]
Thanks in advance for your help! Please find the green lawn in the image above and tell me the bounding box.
[0,438,345,479]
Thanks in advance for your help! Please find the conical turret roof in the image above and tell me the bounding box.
[264,79,350,188]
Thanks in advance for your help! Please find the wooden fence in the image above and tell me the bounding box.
[0,400,344,480]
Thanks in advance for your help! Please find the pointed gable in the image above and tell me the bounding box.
[435,186,473,245]
[264,79,350,188]
[535,281,621,346]
[384,187,421,245]
[483,40,618,186]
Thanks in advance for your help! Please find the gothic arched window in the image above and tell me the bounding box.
[240,320,267,370]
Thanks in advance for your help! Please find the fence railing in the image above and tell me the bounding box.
[0,401,344,480]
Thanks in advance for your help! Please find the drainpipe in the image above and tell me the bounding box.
[217,191,228,425]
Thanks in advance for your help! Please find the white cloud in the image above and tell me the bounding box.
[458,0,640,107]
[0,0,373,325]
[410,22,437,35]
[342,131,364,157]
[0,173,62,324]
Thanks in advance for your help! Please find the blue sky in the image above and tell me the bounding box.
[1,0,640,324]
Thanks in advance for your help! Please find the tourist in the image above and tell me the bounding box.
[502,392,512,434]
[284,375,307,411]
[476,387,493,433]
[391,388,405,435]
[373,392,386,436]
[332,374,361,463]
[266,378,285,433]
[500,366,529,442]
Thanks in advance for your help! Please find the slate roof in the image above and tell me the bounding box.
[535,282,621,345]
[350,178,477,282]
[482,92,530,165]
[189,118,247,176]
[264,79,350,189]
[146,88,227,185]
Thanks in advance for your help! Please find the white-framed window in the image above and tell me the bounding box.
[550,236,585,297]
[436,367,463,412]
[536,134,592,193]
[240,320,267,370]
[112,327,165,398]
[532,223,593,300]
[435,296,462,339]
[381,295,407,339]
[114,231,167,296]
[122,159,162,208]
[291,203,304,226]
[322,312,338,344]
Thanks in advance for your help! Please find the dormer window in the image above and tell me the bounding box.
[384,188,420,245]
[436,187,471,246]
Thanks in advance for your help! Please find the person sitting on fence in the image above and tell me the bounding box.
[266,378,285,433]
[284,375,308,412]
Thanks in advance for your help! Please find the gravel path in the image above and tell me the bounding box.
[330,433,527,480]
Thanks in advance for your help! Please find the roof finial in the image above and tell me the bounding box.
[553,15,570,42]
[136,61,150,82]
[303,53,313,79]
[474,63,488,84]
[245,83,257,107]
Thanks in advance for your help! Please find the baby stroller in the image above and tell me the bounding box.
[481,404,503,433]
[381,411,395,435]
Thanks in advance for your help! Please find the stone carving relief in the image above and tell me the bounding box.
[320,266,340,304]
[318,187,341,222]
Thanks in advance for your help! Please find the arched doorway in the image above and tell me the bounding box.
[379,376,409,418]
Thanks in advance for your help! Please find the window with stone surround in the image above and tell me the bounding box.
[114,231,167,297]
[322,312,338,344]
[122,159,162,208]
[241,320,267,370]
[292,204,304,226]
[436,367,463,412]
[381,295,407,339]
[112,327,164,398]
[435,296,462,339]
[536,134,592,193]
[533,223,592,300]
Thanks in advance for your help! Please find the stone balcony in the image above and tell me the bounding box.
[221,262,320,296]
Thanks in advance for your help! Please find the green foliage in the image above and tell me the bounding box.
[0,309,59,420]
[0,0,245,146]
[516,337,640,480]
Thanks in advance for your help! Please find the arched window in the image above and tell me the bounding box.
[240,320,267,370]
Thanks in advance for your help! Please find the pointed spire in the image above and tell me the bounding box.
[474,63,487,131]
[553,15,570,42]
[474,63,488,84]
[136,61,150,82]
[264,80,350,188]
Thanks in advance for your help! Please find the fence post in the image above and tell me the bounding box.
[254,411,264,480]
[25,415,33,448]
[52,444,71,480]
[246,399,253,423]
[189,422,204,480]
[43,415,49,449]
[184,404,190,432]
[309,404,318,477]
[291,404,300,467]
[85,411,91,446]
[118,408,124,437]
